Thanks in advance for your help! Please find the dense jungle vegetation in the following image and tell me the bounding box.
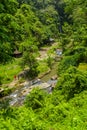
[0,0,87,129]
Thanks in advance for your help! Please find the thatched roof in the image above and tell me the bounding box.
[13,50,22,54]
[13,50,22,58]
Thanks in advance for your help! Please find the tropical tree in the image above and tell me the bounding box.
[24,88,47,109]
[20,40,39,78]
[0,0,20,63]
[56,66,87,100]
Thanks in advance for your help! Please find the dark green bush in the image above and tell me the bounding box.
[24,88,47,109]
[58,54,79,75]
[56,66,87,100]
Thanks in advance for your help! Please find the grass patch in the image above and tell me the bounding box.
[0,58,22,84]
[38,60,49,75]
[78,63,87,72]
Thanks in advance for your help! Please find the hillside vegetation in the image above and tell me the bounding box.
[0,0,87,129]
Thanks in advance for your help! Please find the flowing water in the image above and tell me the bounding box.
[0,62,58,107]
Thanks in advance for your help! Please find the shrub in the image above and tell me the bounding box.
[24,88,47,109]
[56,66,87,100]
[58,54,79,75]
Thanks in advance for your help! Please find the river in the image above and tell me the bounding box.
[0,62,58,107]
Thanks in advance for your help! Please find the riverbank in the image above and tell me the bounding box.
[0,42,59,95]
[0,42,62,106]
[0,61,58,106]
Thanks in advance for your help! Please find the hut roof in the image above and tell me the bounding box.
[13,50,21,54]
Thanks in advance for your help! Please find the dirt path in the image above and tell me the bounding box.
[38,42,58,60]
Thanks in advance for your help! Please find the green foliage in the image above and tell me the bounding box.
[0,58,21,84]
[20,43,39,78]
[58,46,87,75]
[37,60,49,75]
[78,63,87,72]
[1,89,87,129]
[56,66,87,99]
[58,55,79,75]
[0,76,3,85]
[47,55,53,69]
[24,88,47,109]
[0,0,87,129]
[0,43,13,64]
[0,0,19,43]
[0,0,21,63]
[0,99,10,110]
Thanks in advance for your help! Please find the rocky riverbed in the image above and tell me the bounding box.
[1,76,57,106]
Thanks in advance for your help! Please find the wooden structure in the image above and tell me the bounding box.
[13,50,22,58]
